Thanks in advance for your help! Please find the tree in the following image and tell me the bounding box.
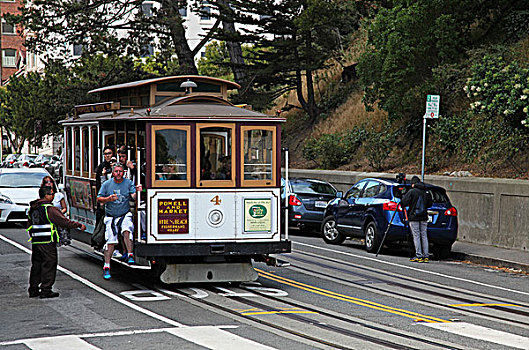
[0,54,156,152]
[357,0,528,124]
[211,0,361,118]
[9,0,216,74]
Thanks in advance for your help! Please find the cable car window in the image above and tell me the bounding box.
[241,126,276,187]
[91,127,98,175]
[82,128,89,176]
[74,128,81,174]
[196,124,235,187]
[66,128,72,174]
[152,125,191,187]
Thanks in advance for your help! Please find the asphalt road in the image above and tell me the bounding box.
[1,225,529,349]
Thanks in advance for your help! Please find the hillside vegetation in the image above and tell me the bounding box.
[281,1,529,179]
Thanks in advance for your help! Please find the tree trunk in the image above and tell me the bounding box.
[160,0,198,74]
[217,0,247,86]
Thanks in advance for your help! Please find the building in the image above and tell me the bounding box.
[1,0,25,84]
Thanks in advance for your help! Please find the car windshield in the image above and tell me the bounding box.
[292,181,336,195]
[0,173,46,187]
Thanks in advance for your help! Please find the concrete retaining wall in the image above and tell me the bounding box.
[287,169,529,252]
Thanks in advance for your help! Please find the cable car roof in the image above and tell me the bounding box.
[61,95,286,124]
[88,75,241,94]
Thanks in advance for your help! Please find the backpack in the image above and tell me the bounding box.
[414,190,432,217]
[91,219,106,249]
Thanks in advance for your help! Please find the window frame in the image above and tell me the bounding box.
[151,125,191,188]
[1,19,15,35]
[2,49,16,68]
[73,127,81,176]
[196,123,235,188]
[82,127,90,178]
[240,125,276,187]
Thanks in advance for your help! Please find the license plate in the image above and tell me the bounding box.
[428,215,433,223]
[315,200,328,208]
[427,211,437,223]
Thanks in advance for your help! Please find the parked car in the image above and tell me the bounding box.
[45,154,63,182]
[0,168,50,223]
[321,177,458,258]
[1,154,20,168]
[281,177,337,233]
[31,154,53,169]
[12,154,38,168]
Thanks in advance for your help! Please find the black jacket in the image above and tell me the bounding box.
[400,182,433,221]
[95,161,112,190]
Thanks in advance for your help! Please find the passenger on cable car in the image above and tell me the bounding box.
[95,146,115,190]
[117,146,136,182]
[97,163,142,280]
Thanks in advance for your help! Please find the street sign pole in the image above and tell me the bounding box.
[422,95,440,182]
[421,115,427,182]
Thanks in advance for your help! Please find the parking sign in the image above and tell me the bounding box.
[425,95,440,118]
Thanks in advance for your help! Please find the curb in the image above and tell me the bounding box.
[451,252,529,274]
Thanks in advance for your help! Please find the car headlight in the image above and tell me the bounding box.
[0,193,13,204]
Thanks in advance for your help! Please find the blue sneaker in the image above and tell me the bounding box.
[103,267,111,280]
[119,253,128,262]
[127,255,135,264]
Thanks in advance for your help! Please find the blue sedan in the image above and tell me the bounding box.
[321,177,458,258]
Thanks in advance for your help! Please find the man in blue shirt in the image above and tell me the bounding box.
[97,163,142,279]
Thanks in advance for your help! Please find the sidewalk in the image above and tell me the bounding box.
[451,241,529,273]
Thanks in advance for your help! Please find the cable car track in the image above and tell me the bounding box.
[282,250,529,329]
[163,284,461,350]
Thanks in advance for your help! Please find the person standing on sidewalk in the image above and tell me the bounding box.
[400,176,433,263]
[27,186,86,298]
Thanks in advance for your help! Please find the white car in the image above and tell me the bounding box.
[0,168,50,223]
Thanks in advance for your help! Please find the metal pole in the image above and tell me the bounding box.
[421,115,427,182]
[283,148,289,241]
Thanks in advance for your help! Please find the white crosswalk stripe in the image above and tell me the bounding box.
[0,327,277,350]
[423,322,529,349]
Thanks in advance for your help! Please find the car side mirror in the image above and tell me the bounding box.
[336,191,343,198]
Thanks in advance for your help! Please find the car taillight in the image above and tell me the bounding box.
[288,195,302,206]
[9,160,14,164]
[23,161,28,166]
[444,207,457,216]
[383,201,402,211]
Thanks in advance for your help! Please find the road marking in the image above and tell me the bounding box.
[1,327,274,350]
[0,234,184,327]
[166,326,276,350]
[423,322,529,349]
[449,303,521,307]
[256,268,449,323]
[0,234,277,350]
[22,335,98,350]
[294,241,529,297]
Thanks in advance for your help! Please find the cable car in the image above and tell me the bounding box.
[60,75,291,283]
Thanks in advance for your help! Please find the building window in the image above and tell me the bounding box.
[1,20,15,35]
[200,1,211,20]
[142,2,153,17]
[2,49,16,68]
[73,44,83,57]
[141,44,154,58]
[179,5,187,17]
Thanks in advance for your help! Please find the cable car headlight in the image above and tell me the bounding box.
[207,209,224,227]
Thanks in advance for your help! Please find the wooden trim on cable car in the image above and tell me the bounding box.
[151,125,191,188]
[195,123,236,188]
[240,125,277,187]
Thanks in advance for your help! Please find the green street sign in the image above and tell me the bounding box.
[425,95,440,118]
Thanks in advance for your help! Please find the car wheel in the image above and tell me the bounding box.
[321,216,345,245]
[364,221,381,253]
[432,244,452,260]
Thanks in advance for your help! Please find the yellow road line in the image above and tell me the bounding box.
[256,268,449,323]
[450,303,522,307]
